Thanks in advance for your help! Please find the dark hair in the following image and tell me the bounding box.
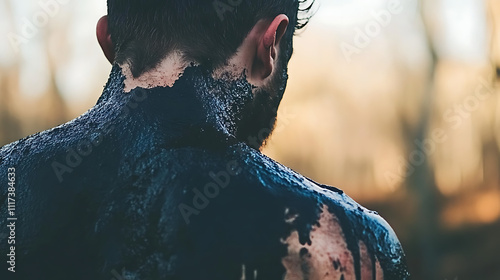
[107,0,314,77]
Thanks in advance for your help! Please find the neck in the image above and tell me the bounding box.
[121,51,191,93]
[98,64,256,148]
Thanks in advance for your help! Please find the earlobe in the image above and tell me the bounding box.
[96,16,115,64]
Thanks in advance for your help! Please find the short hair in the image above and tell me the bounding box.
[107,0,314,77]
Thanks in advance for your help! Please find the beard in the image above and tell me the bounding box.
[235,47,290,150]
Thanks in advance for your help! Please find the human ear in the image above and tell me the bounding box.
[96,15,115,64]
[253,14,289,81]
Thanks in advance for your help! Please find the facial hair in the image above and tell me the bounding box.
[235,48,290,150]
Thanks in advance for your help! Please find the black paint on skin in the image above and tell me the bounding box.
[0,64,410,279]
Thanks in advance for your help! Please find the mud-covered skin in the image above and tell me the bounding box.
[0,66,409,279]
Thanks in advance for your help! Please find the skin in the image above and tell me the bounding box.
[96,15,290,91]
[0,13,408,280]
[97,14,407,279]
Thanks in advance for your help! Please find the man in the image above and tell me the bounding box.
[0,0,410,279]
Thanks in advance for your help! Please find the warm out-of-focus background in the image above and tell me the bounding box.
[0,0,499,279]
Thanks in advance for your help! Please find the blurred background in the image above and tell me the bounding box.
[0,0,499,279]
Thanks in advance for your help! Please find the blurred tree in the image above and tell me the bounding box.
[0,0,21,145]
[486,0,500,190]
[406,0,440,279]
[0,0,67,145]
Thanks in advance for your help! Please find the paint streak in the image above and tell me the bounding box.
[282,205,385,280]
[0,65,410,280]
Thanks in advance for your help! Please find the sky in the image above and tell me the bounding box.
[0,0,490,102]
[314,0,488,62]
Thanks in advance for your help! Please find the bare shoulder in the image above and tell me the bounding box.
[233,146,409,279]
[281,181,410,280]
[170,145,410,279]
